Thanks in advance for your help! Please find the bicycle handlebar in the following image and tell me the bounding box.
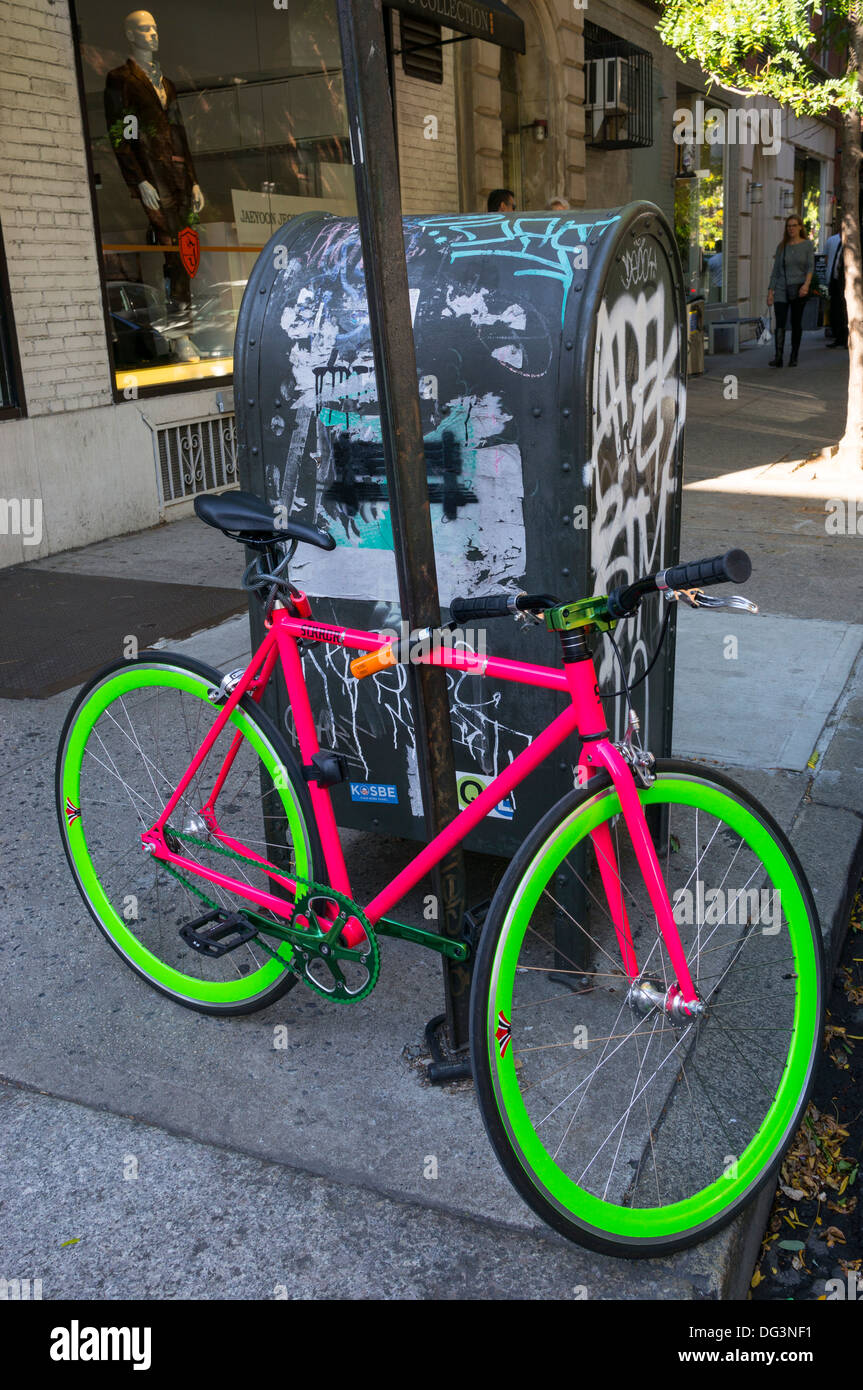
[449,552,751,630]
[449,592,559,624]
[354,552,752,682]
[607,549,751,620]
[659,548,751,592]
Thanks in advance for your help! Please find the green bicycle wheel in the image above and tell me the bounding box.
[470,760,823,1257]
[57,653,325,1015]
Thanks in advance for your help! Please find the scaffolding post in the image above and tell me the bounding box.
[336,0,471,1058]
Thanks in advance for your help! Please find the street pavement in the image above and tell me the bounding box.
[1,329,861,1300]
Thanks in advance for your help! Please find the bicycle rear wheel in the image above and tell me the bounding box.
[57,653,325,1015]
[470,760,823,1256]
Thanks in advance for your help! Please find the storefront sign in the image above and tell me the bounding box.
[231,189,355,238]
[385,0,525,51]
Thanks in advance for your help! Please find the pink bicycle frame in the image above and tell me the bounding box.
[141,603,698,1005]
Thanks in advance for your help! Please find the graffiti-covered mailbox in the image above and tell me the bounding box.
[236,201,685,855]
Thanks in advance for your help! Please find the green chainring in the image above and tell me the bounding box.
[160,828,380,1003]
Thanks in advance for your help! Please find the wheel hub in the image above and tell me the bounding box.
[626,976,707,1025]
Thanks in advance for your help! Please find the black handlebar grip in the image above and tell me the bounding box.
[659,548,751,592]
[449,594,513,623]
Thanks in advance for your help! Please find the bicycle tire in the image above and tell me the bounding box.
[470,759,824,1257]
[57,652,326,1016]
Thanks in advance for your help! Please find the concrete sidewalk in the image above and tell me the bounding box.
[1,330,861,1301]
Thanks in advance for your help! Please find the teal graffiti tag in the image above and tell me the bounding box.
[417,213,621,325]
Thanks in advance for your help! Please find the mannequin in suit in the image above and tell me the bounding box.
[104,10,204,314]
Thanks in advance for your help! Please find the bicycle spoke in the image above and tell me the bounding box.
[63,668,314,1005]
[480,767,821,1251]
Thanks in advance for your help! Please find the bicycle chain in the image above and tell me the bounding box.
[160,829,380,1003]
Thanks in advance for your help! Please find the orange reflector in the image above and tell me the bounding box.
[350,644,397,679]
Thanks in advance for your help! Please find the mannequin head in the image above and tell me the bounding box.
[125,11,159,57]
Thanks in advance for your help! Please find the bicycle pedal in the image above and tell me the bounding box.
[179,909,258,958]
[463,899,491,955]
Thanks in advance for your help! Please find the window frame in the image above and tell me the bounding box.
[70,0,194,403]
[0,218,27,422]
[68,0,357,403]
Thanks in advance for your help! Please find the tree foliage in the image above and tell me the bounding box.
[657,1,862,114]
[657,1,863,468]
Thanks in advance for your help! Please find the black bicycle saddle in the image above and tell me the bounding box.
[194,490,336,550]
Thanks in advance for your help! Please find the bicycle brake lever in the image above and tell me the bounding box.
[515,607,545,627]
[665,588,758,614]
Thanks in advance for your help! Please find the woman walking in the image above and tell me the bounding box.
[766,214,814,367]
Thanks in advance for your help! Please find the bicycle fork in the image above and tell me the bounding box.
[566,659,703,1018]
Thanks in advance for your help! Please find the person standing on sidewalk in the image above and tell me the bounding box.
[824,230,848,349]
[766,214,814,367]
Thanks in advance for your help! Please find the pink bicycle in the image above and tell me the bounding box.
[57,490,823,1256]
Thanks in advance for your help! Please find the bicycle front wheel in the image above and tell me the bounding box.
[470,760,823,1257]
[57,653,325,1015]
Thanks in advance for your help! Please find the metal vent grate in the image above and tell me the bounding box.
[400,16,444,84]
[155,414,238,508]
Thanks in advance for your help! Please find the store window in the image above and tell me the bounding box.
[674,93,726,302]
[794,152,824,248]
[74,0,355,395]
[0,221,25,419]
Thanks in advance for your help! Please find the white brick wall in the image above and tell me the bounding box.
[0,0,112,416]
[393,17,461,215]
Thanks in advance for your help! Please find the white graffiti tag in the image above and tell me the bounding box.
[589,277,683,743]
[619,238,658,291]
[286,645,532,820]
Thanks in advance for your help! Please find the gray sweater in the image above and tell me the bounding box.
[768,240,815,302]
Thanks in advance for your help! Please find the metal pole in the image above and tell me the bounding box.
[335,0,471,1054]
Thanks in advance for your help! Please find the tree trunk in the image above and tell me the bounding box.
[836,18,863,470]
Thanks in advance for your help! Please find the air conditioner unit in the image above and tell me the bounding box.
[585,56,635,115]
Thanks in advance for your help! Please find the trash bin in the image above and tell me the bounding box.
[235,200,685,854]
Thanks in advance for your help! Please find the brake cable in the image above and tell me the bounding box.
[605,603,671,700]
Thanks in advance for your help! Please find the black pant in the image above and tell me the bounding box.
[144,197,193,312]
[774,293,806,354]
[829,280,848,346]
